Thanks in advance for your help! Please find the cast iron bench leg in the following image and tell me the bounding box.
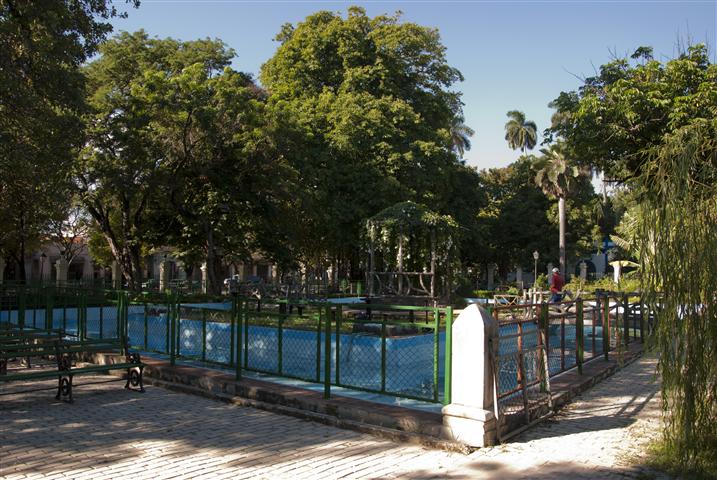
[56,373,73,403]
[125,352,145,393]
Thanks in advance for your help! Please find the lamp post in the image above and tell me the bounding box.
[533,250,539,287]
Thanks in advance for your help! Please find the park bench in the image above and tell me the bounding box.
[0,333,145,403]
[0,327,65,370]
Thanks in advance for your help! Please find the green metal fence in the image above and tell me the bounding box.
[1,285,452,404]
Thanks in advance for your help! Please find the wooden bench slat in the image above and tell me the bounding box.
[1,335,145,402]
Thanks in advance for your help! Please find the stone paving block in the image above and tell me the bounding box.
[0,355,668,479]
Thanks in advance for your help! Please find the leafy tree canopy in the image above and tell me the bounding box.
[80,30,292,291]
[0,0,139,280]
[547,44,717,182]
[260,7,471,272]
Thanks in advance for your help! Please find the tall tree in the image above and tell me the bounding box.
[532,144,581,275]
[547,44,717,182]
[449,117,475,159]
[260,7,469,280]
[138,58,295,294]
[80,31,287,291]
[504,110,538,152]
[548,45,717,472]
[0,0,138,281]
[477,156,555,277]
[639,119,717,474]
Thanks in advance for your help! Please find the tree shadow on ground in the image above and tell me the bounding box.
[0,378,383,477]
[400,459,669,479]
[0,357,663,479]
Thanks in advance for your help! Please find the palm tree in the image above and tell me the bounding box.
[450,118,475,159]
[533,144,581,275]
[504,110,538,152]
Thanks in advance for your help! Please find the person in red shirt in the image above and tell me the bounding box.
[550,267,565,303]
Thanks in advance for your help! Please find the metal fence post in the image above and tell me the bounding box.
[122,291,129,355]
[335,305,342,385]
[639,297,645,343]
[143,300,149,349]
[433,307,440,402]
[79,289,86,340]
[539,302,550,392]
[443,306,453,405]
[315,304,322,382]
[277,305,284,375]
[45,286,53,330]
[202,308,207,363]
[576,298,584,375]
[622,293,630,346]
[235,297,242,380]
[18,287,25,330]
[323,303,332,399]
[603,294,610,360]
[381,313,388,394]
[169,294,177,366]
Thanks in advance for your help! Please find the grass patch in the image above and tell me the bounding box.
[642,437,717,480]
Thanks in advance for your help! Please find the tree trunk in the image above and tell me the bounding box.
[558,196,566,276]
[18,239,26,284]
[128,245,143,291]
[204,227,224,296]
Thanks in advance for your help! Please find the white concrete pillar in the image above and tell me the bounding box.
[55,258,69,286]
[82,257,94,281]
[547,262,554,275]
[251,264,258,277]
[516,267,523,286]
[38,255,50,282]
[111,261,121,289]
[486,264,496,290]
[613,262,622,284]
[176,262,187,281]
[200,262,208,294]
[580,261,588,281]
[442,304,499,447]
[237,263,245,281]
[159,259,171,292]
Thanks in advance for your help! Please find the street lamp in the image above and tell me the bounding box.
[532,251,539,287]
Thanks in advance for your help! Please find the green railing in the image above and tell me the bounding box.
[1,285,452,404]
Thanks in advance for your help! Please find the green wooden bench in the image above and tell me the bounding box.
[0,335,145,403]
[0,328,67,371]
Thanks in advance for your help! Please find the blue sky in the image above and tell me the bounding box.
[112,0,716,170]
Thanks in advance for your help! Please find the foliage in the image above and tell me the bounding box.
[562,275,639,296]
[551,44,717,472]
[533,143,581,199]
[472,289,494,298]
[0,0,139,280]
[504,110,538,152]
[533,273,548,291]
[476,156,555,275]
[644,437,717,480]
[364,201,458,275]
[532,142,586,275]
[638,119,717,472]
[547,44,717,182]
[449,118,474,158]
[260,7,473,278]
[80,31,292,292]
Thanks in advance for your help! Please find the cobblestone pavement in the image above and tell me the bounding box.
[0,355,665,479]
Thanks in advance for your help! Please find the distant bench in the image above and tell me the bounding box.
[0,328,145,402]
